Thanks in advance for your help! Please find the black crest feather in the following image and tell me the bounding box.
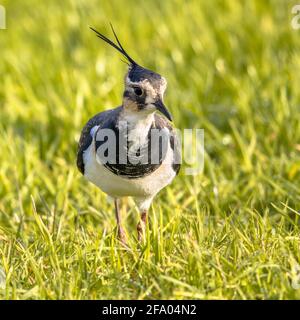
[90,24,137,66]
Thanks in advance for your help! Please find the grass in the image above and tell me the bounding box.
[1,0,300,299]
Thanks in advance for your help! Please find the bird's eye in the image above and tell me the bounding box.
[133,87,143,96]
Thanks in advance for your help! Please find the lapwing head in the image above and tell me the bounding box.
[90,25,172,122]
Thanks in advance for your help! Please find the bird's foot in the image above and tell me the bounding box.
[117,227,127,245]
[137,211,147,242]
[137,220,147,242]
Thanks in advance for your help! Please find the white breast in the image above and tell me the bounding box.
[82,138,176,200]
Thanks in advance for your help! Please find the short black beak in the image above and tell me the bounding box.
[154,99,173,122]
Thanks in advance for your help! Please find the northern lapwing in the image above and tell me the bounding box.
[77,25,180,243]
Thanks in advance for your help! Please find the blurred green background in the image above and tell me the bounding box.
[0,0,300,299]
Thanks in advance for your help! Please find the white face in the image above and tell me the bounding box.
[123,75,167,111]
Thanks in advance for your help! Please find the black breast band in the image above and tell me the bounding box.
[95,118,168,179]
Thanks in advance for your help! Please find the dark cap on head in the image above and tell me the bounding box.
[128,65,162,89]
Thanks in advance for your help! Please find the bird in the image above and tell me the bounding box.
[77,25,180,243]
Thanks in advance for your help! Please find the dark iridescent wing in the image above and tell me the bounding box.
[76,107,122,174]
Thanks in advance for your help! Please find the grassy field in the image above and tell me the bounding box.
[1,0,300,300]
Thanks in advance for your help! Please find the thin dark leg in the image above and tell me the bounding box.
[137,210,147,242]
[114,199,126,243]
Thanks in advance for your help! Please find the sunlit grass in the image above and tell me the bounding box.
[0,0,300,299]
